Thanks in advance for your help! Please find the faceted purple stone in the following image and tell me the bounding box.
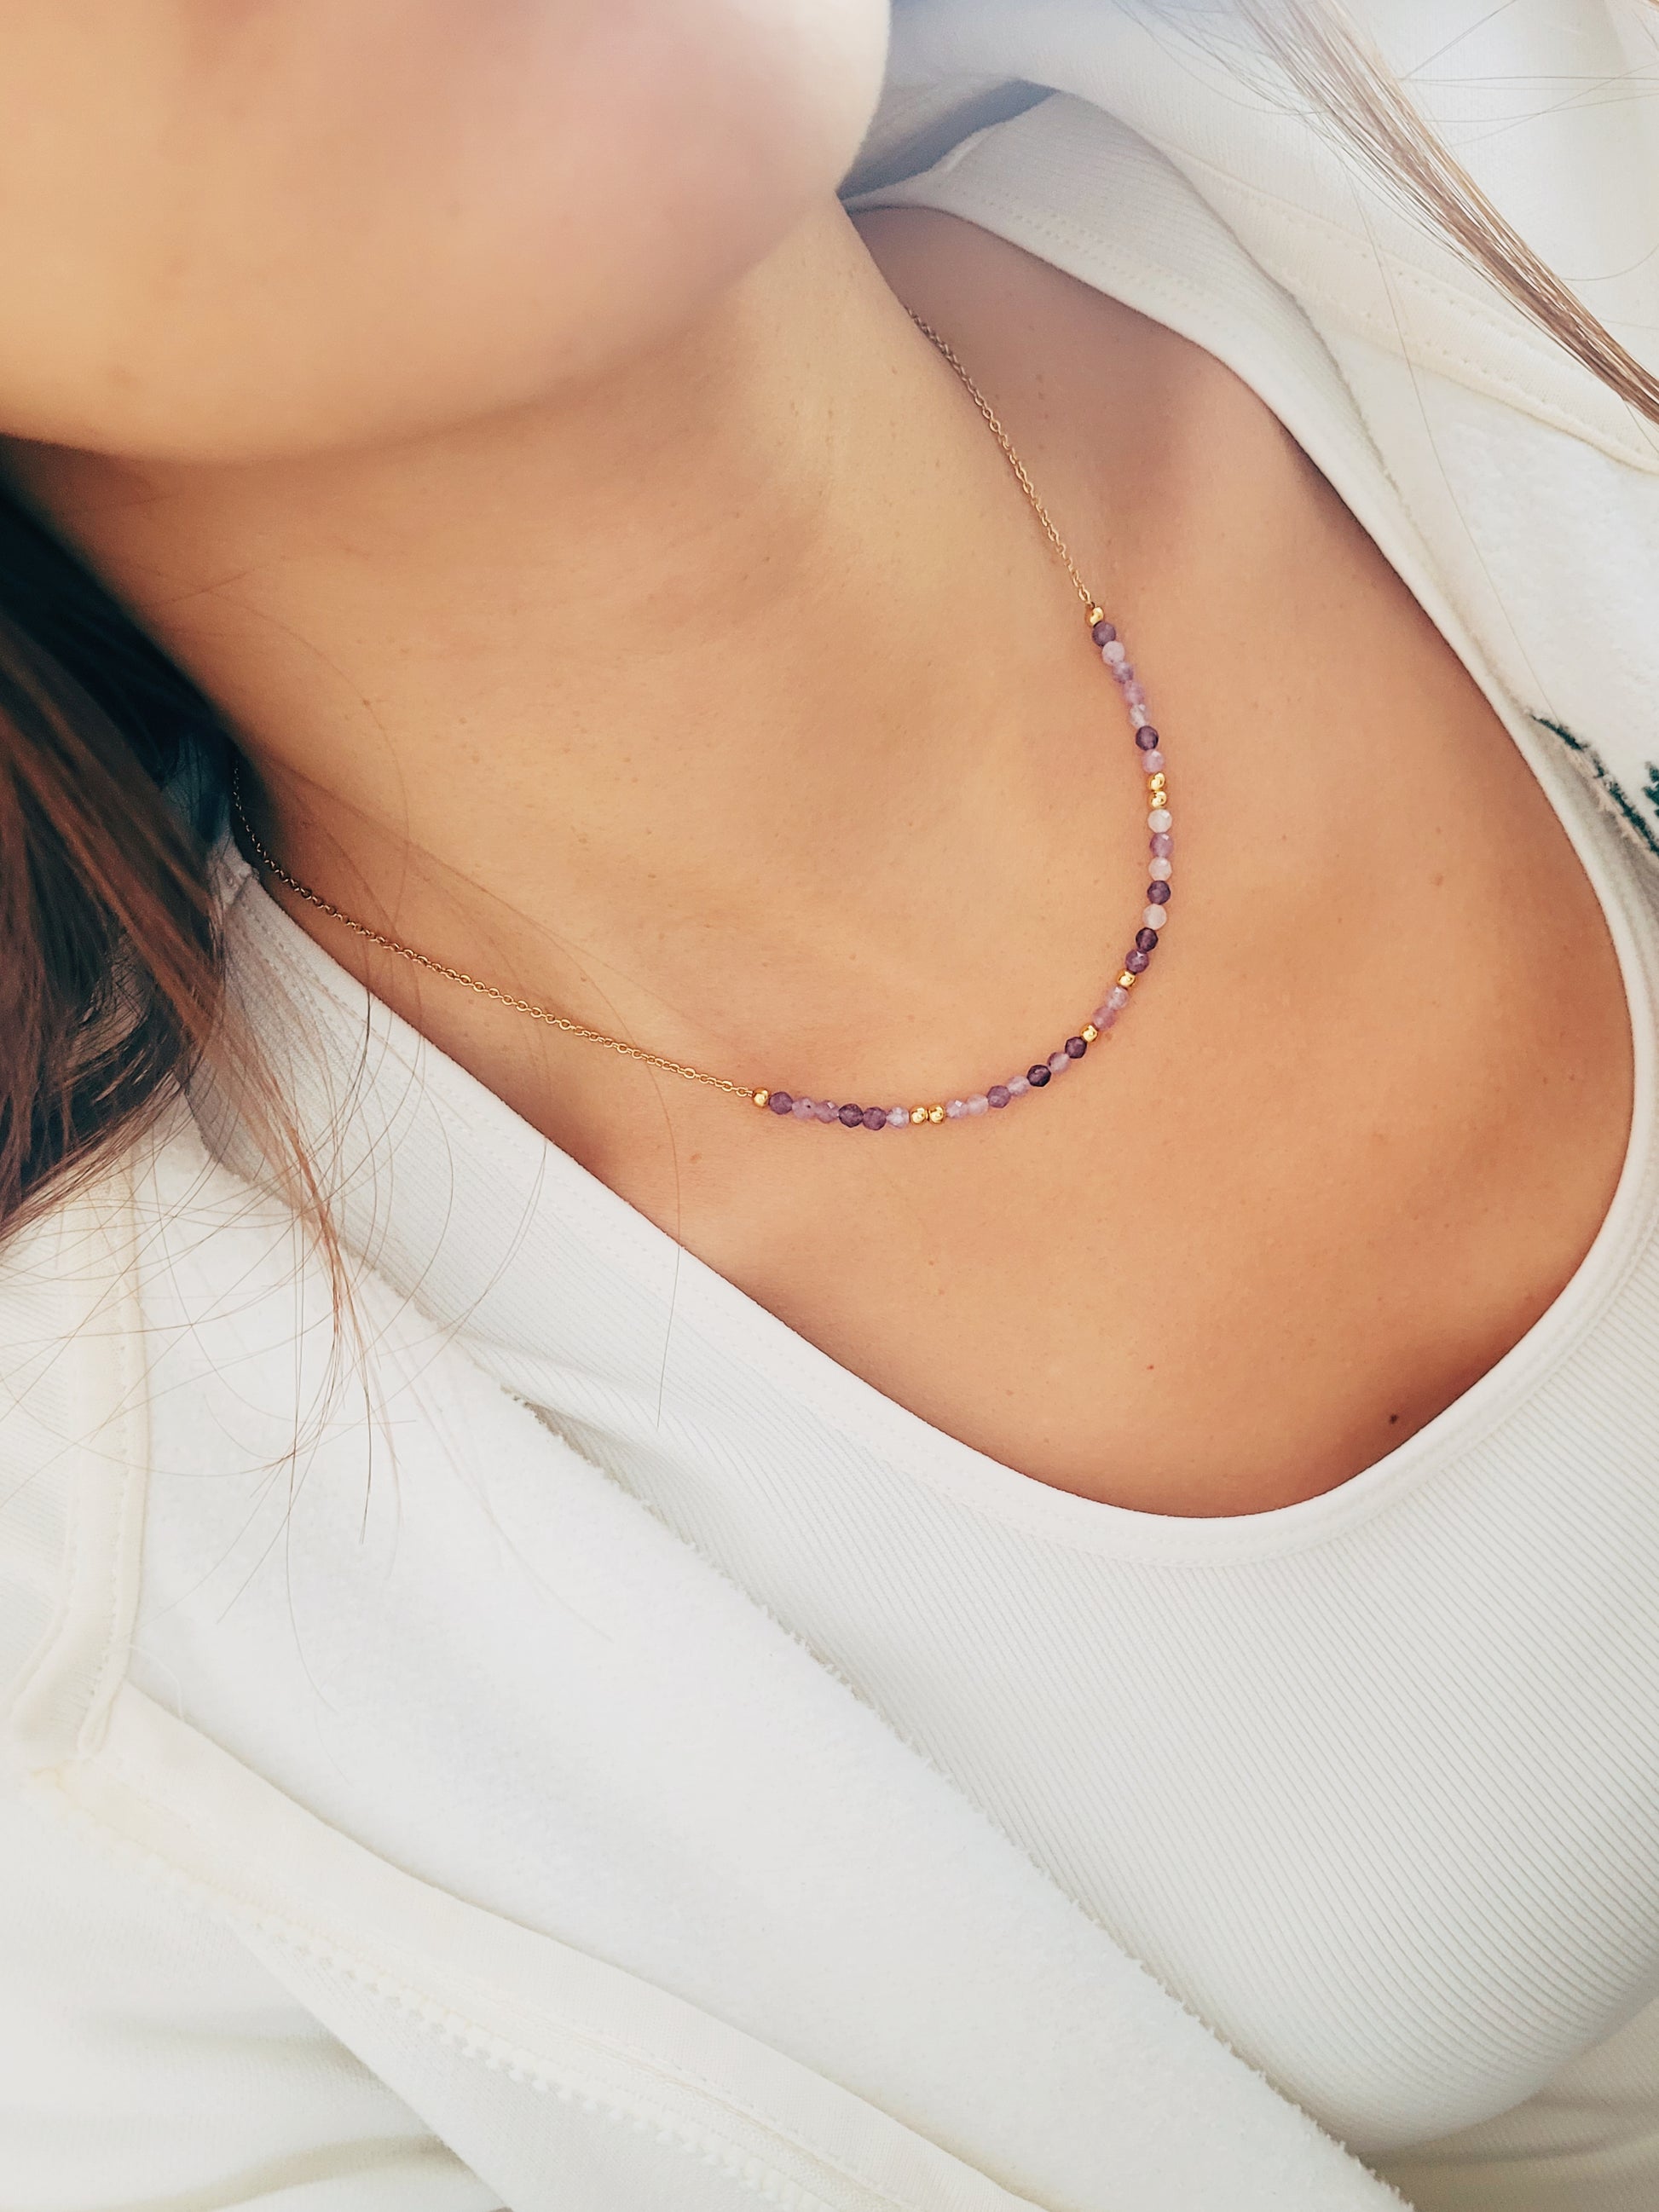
[1125,949,1150,974]
[1090,618,1117,648]
[838,1103,864,1128]
[814,1100,839,1123]
[1135,725,1160,751]
[1026,1063,1052,1089]
[1064,1035,1088,1059]
[987,1084,1011,1109]
[767,1090,794,1115]
[862,1105,887,1131]
[1150,832,1173,858]
[1147,881,1171,905]
[1136,927,1159,952]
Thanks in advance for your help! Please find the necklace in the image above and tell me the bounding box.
[230,315,1175,1133]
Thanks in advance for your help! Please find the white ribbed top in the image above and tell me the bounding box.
[206,93,1659,2209]
[212,714,1659,2205]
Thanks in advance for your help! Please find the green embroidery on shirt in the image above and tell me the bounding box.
[1535,715,1659,858]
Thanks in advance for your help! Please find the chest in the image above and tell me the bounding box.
[576,345,1637,1516]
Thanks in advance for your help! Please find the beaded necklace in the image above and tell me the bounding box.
[231,315,1174,1133]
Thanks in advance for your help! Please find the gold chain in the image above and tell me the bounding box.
[231,315,1102,1105]
[906,315,1099,613]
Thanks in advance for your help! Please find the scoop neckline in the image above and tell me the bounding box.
[215,196,1659,1569]
[228,671,1658,1572]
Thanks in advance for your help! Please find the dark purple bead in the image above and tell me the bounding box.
[1136,927,1159,952]
[838,1102,864,1128]
[1134,725,1161,750]
[1026,1063,1052,1089]
[1064,1035,1088,1059]
[767,1090,793,1115]
[1125,949,1150,974]
[1090,618,1117,648]
[987,1084,1011,1109]
[1147,881,1171,905]
[861,1105,887,1131]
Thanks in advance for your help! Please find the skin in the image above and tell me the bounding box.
[0,3,1633,1515]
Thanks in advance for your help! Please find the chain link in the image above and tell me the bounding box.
[232,317,1101,1100]
[906,313,1101,613]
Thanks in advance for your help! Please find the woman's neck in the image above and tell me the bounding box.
[9,201,1109,1068]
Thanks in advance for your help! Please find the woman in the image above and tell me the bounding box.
[3,3,1656,2205]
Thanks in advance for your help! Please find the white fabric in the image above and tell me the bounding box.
[190,687,1659,2201]
[0,1123,1408,2212]
[6,5,1659,2208]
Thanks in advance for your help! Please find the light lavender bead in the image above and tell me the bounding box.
[966,1094,989,1116]
[814,1100,839,1123]
[886,1106,909,1128]
[1142,906,1167,933]
[1106,985,1130,1013]
[1102,640,1128,667]
[1151,832,1173,858]
[1149,857,1172,881]
[1141,750,1165,775]
[945,1099,966,1119]
[1130,703,1152,728]
[1148,807,1172,833]
[1124,682,1147,707]
[1047,1050,1070,1075]
[1009,1075,1031,1098]
[790,1096,815,1119]
[1093,1007,1118,1030]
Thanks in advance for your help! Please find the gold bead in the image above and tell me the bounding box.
[1087,605,1104,627]
[752,1089,771,1109]
[1147,773,1166,792]
[910,1106,929,1125]
[927,1104,945,1124]
[1081,1024,1100,1043]
[1118,971,1136,990]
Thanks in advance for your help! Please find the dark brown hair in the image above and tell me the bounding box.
[0,489,226,1230]
[2,0,1657,1239]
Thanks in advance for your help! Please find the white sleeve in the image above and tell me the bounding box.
[0,1772,501,2212]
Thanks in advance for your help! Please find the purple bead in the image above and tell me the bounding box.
[1125,949,1150,974]
[1065,1035,1088,1058]
[1106,985,1130,1013]
[987,1083,1011,1109]
[1151,832,1173,858]
[860,1105,885,1130]
[1147,881,1171,905]
[1092,1005,1118,1030]
[1090,619,1117,648]
[838,1103,864,1128]
[1026,1063,1052,1089]
[767,1090,793,1115]
[815,1100,839,1123]
[1135,726,1160,751]
[1125,685,1147,709]
[1136,927,1159,952]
